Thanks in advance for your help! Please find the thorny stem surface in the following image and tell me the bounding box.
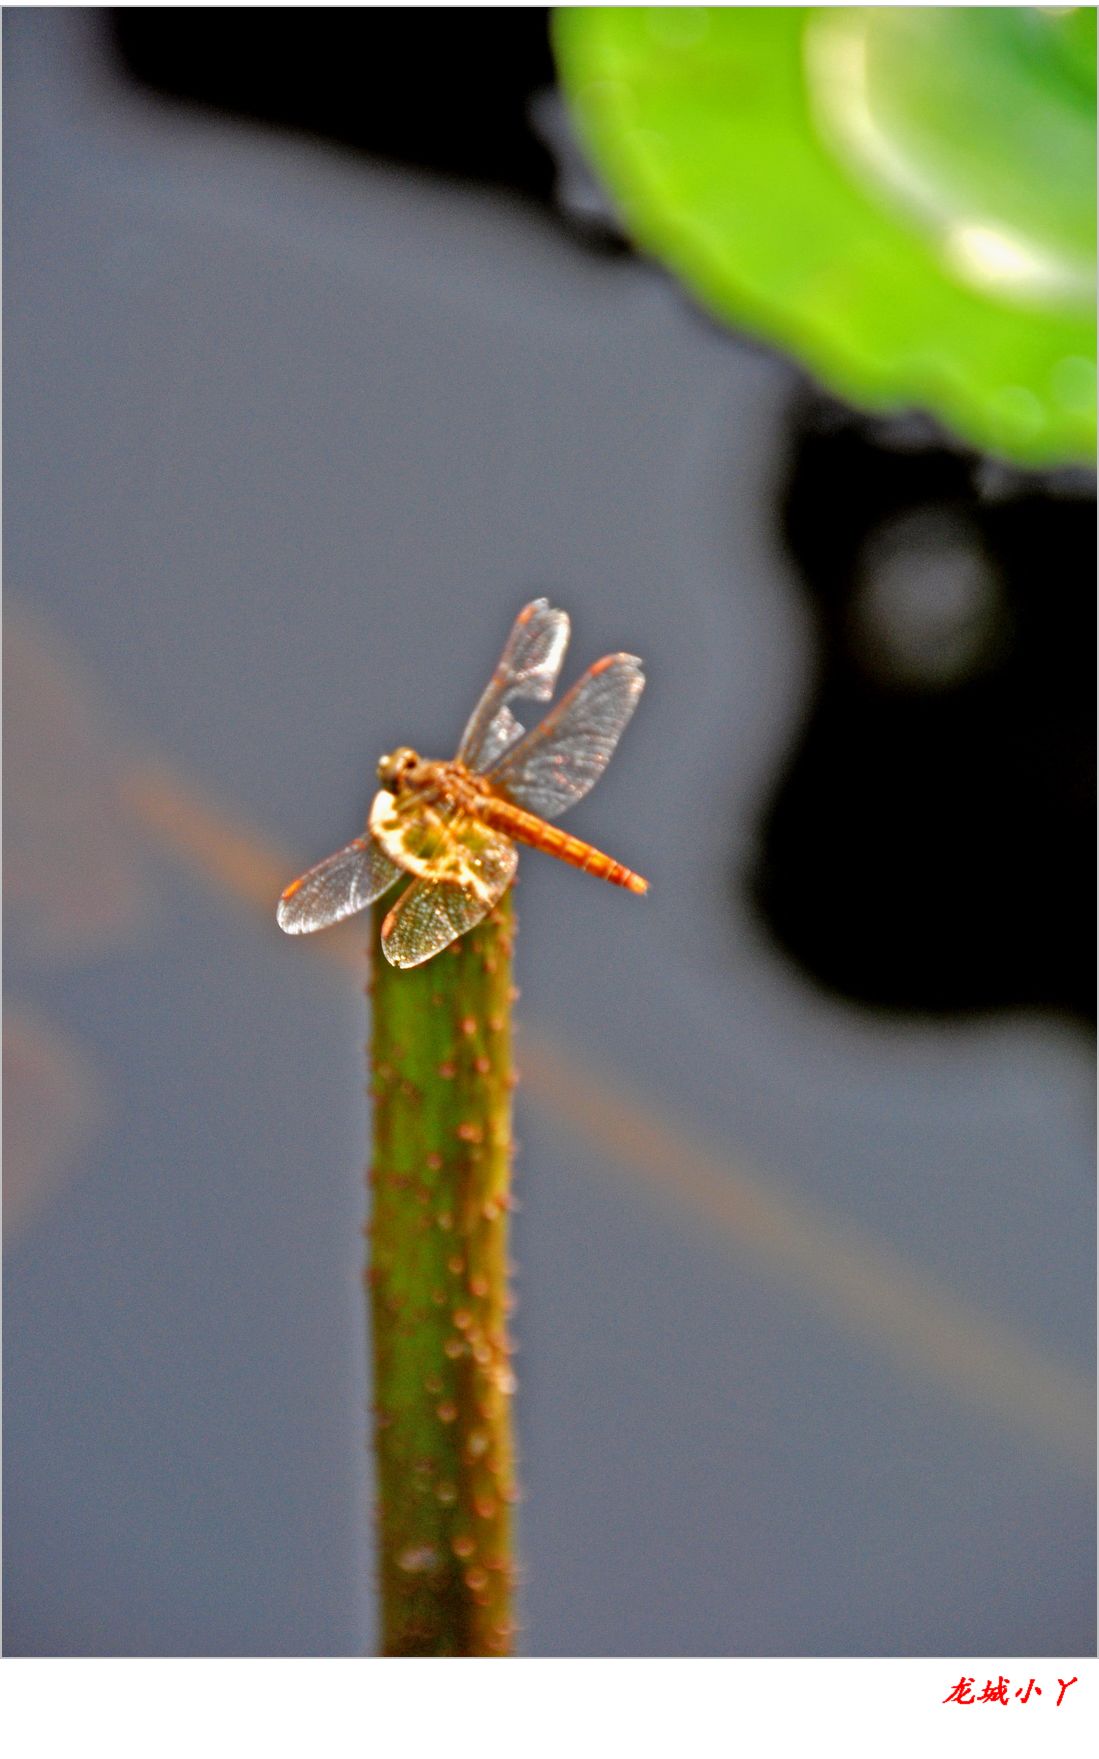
[368,888,517,1656]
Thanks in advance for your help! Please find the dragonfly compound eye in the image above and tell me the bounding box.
[378,747,419,790]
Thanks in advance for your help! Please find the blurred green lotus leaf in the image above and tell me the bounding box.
[554,6,1096,464]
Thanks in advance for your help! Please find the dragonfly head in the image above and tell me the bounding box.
[377,746,421,792]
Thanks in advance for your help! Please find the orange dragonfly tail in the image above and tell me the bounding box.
[478,794,648,894]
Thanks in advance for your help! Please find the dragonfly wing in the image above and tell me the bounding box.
[277,835,401,933]
[382,878,492,968]
[488,653,644,819]
[457,599,570,773]
[381,838,517,968]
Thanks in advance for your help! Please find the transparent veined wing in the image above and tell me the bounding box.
[277,835,401,933]
[457,598,570,774]
[488,653,644,819]
[381,831,518,968]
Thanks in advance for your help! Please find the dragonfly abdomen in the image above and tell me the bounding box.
[476,792,648,894]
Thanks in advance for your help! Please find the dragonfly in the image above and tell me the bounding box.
[277,600,647,967]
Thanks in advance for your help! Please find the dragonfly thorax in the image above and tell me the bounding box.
[377,747,422,791]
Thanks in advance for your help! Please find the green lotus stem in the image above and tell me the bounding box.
[368,887,517,1657]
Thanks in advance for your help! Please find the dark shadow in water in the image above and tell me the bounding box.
[753,398,1096,1024]
[111,9,557,203]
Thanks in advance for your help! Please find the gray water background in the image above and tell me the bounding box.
[4,10,1094,1656]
